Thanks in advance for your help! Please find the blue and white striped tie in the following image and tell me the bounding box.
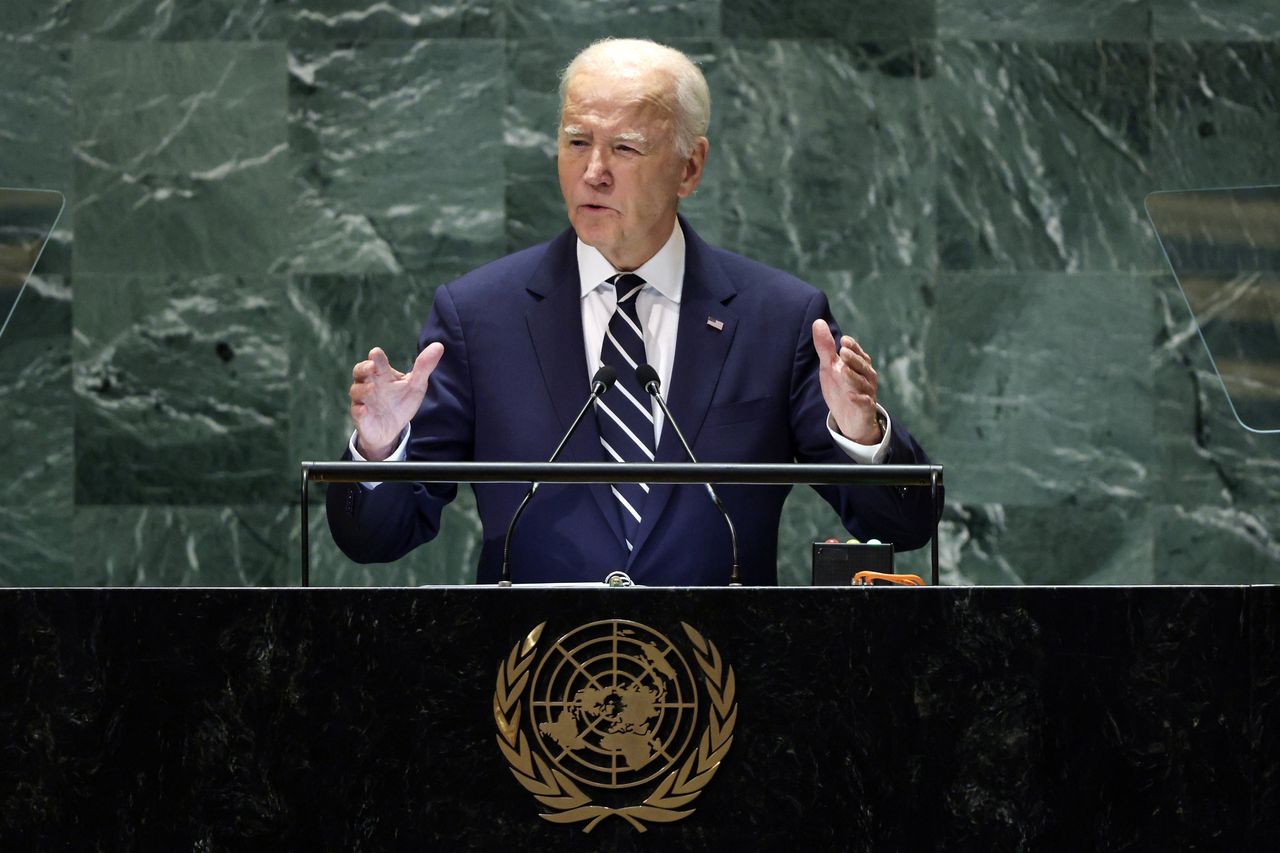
[595,273,655,551]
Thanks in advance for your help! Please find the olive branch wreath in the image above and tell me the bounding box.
[493,621,737,833]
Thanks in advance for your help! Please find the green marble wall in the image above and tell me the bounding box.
[2,1,1278,587]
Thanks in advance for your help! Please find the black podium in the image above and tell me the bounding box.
[2,585,1276,851]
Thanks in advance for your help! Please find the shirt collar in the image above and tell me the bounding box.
[576,220,685,304]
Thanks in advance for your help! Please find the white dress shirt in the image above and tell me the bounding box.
[352,221,892,475]
[576,220,683,444]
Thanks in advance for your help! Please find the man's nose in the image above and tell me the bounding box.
[584,147,610,186]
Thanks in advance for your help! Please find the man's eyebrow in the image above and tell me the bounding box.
[558,126,650,147]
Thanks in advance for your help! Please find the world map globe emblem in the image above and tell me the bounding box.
[529,619,699,789]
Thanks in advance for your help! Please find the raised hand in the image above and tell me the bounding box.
[811,319,882,445]
[349,342,444,460]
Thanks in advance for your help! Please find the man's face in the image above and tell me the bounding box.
[557,68,706,271]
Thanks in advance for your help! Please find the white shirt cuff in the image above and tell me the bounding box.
[349,426,411,488]
[827,405,891,464]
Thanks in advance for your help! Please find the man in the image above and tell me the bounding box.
[328,38,936,585]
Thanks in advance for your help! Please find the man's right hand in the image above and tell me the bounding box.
[349,343,444,461]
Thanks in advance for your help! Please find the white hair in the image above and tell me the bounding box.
[559,38,711,158]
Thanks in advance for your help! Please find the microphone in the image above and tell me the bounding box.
[499,365,617,587]
[635,364,742,586]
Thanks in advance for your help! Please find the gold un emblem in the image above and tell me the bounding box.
[493,619,738,833]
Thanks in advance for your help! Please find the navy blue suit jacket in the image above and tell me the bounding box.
[327,218,935,585]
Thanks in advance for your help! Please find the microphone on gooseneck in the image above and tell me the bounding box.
[635,363,742,587]
[499,365,617,587]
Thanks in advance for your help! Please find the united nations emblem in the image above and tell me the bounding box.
[493,619,737,832]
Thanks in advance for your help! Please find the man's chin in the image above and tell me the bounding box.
[570,221,618,251]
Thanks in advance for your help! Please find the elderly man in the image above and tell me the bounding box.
[327,38,935,585]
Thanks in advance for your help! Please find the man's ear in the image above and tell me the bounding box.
[677,137,709,199]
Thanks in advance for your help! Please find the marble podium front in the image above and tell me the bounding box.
[1,586,1275,851]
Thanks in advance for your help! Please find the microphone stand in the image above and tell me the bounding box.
[637,365,742,587]
[499,367,616,587]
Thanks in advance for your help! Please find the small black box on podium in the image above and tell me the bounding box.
[811,541,895,585]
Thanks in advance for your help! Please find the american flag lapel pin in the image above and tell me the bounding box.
[706,316,725,331]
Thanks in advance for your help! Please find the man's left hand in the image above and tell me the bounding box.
[811,319,883,445]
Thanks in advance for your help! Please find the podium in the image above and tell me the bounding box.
[1,585,1275,850]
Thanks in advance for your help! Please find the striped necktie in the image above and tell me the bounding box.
[595,272,656,551]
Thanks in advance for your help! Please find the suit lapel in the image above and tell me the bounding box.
[626,218,738,566]
[525,228,628,548]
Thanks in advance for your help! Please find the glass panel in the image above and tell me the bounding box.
[0,188,65,346]
[1146,185,1280,433]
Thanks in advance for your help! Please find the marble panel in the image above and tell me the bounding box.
[818,268,935,433]
[71,505,292,585]
[0,504,73,586]
[1152,275,1280,506]
[1154,504,1280,584]
[285,40,505,275]
[504,39,580,253]
[0,44,72,189]
[286,273,444,464]
[938,0,1149,41]
[0,46,74,585]
[70,0,498,40]
[73,274,290,505]
[72,42,287,275]
[503,38,724,255]
[286,0,499,40]
[0,0,71,43]
[1150,42,1280,191]
[501,0,719,40]
[942,501,1154,585]
[936,41,1158,273]
[288,272,481,585]
[674,40,725,245]
[1154,0,1280,40]
[70,0,279,40]
[0,44,73,275]
[15,222,73,286]
[0,278,72,511]
[717,40,935,279]
[723,0,935,39]
[927,272,1155,506]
